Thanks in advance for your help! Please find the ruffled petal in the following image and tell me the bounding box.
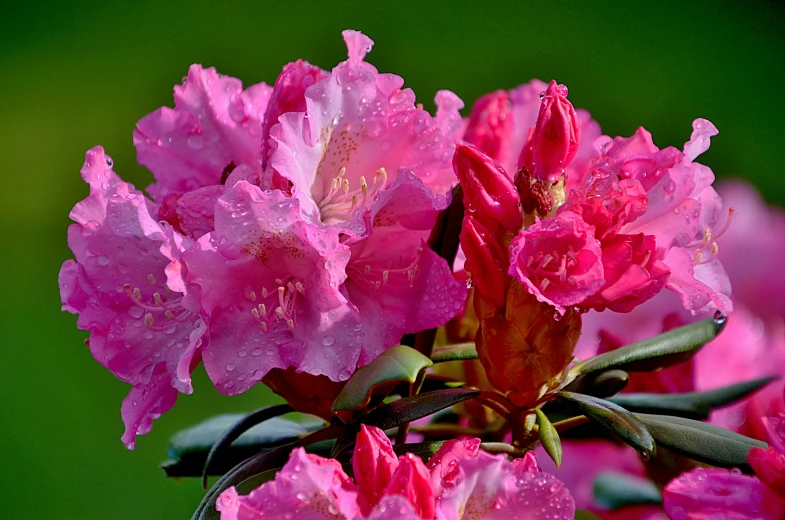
[663,468,771,519]
[134,65,271,200]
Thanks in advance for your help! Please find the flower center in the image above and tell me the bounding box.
[318,167,388,225]
[689,208,734,264]
[123,274,192,332]
[243,279,305,333]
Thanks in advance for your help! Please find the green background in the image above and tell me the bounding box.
[2,0,783,517]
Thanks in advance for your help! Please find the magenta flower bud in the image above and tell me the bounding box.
[463,90,513,167]
[519,80,581,183]
[384,453,436,520]
[453,142,523,233]
[353,424,399,511]
[460,216,509,310]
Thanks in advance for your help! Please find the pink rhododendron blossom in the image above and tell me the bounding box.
[217,425,575,519]
[58,147,207,449]
[269,30,463,237]
[663,467,775,519]
[509,211,605,313]
[518,81,581,184]
[460,80,729,316]
[181,181,364,392]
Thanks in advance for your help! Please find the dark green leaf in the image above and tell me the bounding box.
[162,413,323,478]
[535,409,563,468]
[571,317,724,377]
[593,471,662,509]
[565,369,629,398]
[557,392,655,459]
[430,342,478,363]
[332,345,433,412]
[610,376,776,420]
[201,404,292,487]
[575,511,603,520]
[635,413,767,469]
[361,388,480,431]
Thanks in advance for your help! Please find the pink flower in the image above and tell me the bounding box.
[217,425,575,519]
[519,81,581,183]
[509,211,605,313]
[663,467,776,519]
[58,147,207,449]
[180,181,364,392]
[268,30,463,237]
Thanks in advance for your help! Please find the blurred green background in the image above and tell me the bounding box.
[2,0,783,517]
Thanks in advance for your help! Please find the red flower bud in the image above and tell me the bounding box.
[384,453,436,519]
[453,143,523,233]
[518,80,580,183]
[460,216,509,310]
[353,425,399,512]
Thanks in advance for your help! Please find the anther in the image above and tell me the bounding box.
[258,303,267,316]
[165,310,175,321]
[287,319,295,330]
[144,313,154,327]
[251,308,260,320]
[259,322,268,333]
[275,307,285,319]
[261,287,268,298]
[133,287,142,300]
[148,274,156,285]
[153,292,163,306]
[382,270,389,283]
[249,290,256,302]
[295,282,305,293]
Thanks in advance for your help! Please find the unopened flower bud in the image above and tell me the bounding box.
[353,425,399,511]
[460,216,509,311]
[453,143,523,233]
[518,80,580,183]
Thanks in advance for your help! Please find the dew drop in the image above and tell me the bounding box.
[187,134,204,150]
[97,255,110,266]
[321,335,335,346]
[713,310,727,325]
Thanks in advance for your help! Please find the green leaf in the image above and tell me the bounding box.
[635,413,767,469]
[565,369,630,398]
[332,345,433,412]
[575,511,603,520]
[201,404,293,488]
[557,392,655,459]
[593,471,662,509]
[161,412,323,478]
[610,376,777,420]
[535,409,563,468]
[362,388,480,431]
[430,342,478,363]
[570,317,724,377]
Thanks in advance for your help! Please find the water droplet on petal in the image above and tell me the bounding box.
[187,134,204,150]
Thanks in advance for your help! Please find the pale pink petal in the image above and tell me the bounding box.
[120,369,179,449]
[259,60,328,174]
[344,171,466,362]
[683,118,719,162]
[183,182,364,392]
[663,468,771,519]
[134,65,272,201]
[61,147,207,447]
[217,448,360,520]
[664,247,732,313]
[436,451,574,519]
[269,31,461,236]
[427,438,481,494]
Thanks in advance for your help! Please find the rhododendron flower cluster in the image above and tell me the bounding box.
[216,425,575,519]
[59,28,781,520]
[60,31,466,448]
